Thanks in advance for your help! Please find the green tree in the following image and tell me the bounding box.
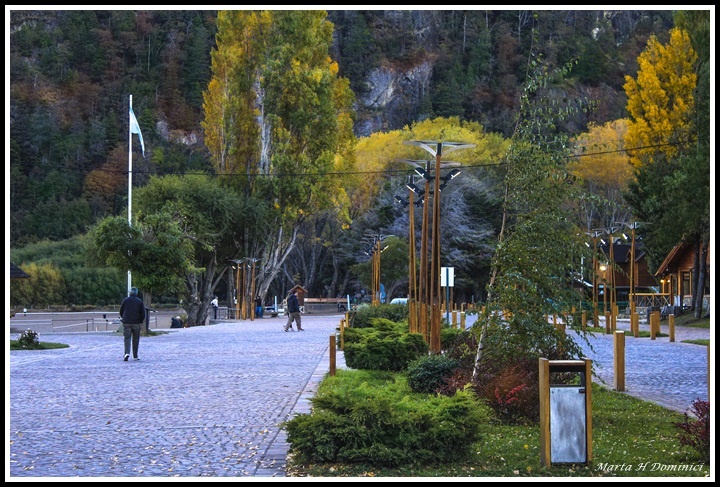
[87,209,194,312]
[473,56,592,379]
[134,175,267,326]
[202,10,357,302]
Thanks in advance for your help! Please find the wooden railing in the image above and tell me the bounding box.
[632,293,671,309]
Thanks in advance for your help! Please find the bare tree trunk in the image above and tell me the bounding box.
[694,239,708,318]
[690,238,700,312]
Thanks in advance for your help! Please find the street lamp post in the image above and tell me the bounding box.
[587,230,603,327]
[599,263,608,331]
[247,258,260,320]
[618,222,641,316]
[402,141,474,352]
[229,259,244,320]
[395,182,422,333]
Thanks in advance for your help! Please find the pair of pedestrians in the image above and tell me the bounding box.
[284,289,304,332]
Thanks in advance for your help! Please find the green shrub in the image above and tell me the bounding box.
[406,353,460,394]
[283,369,490,467]
[351,304,408,328]
[343,318,428,371]
[17,329,40,349]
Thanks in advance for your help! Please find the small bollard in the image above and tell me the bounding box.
[650,311,659,340]
[340,318,345,350]
[460,311,466,328]
[632,313,639,338]
[329,335,336,376]
[614,330,625,391]
[669,314,675,342]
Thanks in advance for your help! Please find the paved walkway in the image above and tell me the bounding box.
[574,318,711,414]
[7,314,710,478]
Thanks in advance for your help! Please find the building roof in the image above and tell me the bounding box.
[10,262,30,279]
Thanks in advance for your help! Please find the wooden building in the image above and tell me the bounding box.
[597,240,658,303]
[654,240,711,309]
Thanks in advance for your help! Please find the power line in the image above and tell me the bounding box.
[10,138,697,178]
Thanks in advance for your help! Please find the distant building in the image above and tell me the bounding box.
[654,240,711,309]
[597,239,658,303]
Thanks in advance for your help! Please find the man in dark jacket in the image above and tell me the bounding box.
[283,289,303,332]
[120,287,145,361]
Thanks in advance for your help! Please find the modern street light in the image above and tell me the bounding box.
[587,230,603,327]
[247,258,261,321]
[599,262,608,331]
[616,221,642,316]
[401,141,475,352]
[394,176,422,333]
[605,226,620,331]
[229,259,245,319]
[363,233,392,306]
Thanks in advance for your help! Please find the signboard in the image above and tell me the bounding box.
[441,267,454,287]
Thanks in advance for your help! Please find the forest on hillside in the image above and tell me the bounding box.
[9,9,675,246]
[8,9,708,320]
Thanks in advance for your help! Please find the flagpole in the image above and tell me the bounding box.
[128,94,133,296]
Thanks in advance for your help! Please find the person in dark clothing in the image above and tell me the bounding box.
[283,289,303,332]
[120,287,145,361]
[255,296,263,318]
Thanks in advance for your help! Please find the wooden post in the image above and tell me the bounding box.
[329,335,336,376]
[340,318,345,350]
[585,357,593,463]
[668,314,675,342]
[632,313,639,338]
[614,330,625,391]
[605,313,611,334]
[460,311,466,328]
[451,310,457,328]
[650,310,657,340]
[582,310,587,331]
[538,358,551,468]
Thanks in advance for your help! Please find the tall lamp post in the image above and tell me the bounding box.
[618,221,641,316]
[587,230,603,327]
[402,141,474,352]
[394,181,421,333]
[229,259,244,320]
[247,258,260,320]
[363,234,391,306]
[402,159,432,339]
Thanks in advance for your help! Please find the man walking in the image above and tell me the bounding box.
[120,287,145,361]
[283,289,304,332]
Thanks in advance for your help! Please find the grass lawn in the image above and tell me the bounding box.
[9,340,69,350]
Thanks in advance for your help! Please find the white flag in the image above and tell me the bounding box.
[129,106,145,157]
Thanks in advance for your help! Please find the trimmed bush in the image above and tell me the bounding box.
[406,353,460,394]
[351,303,408,328]
[283,369,490,467]
[343,318,428,371]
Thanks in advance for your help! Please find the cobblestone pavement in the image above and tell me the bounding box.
[573,319,711,414]
[8,315,346,479]
[7,314,711,479]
